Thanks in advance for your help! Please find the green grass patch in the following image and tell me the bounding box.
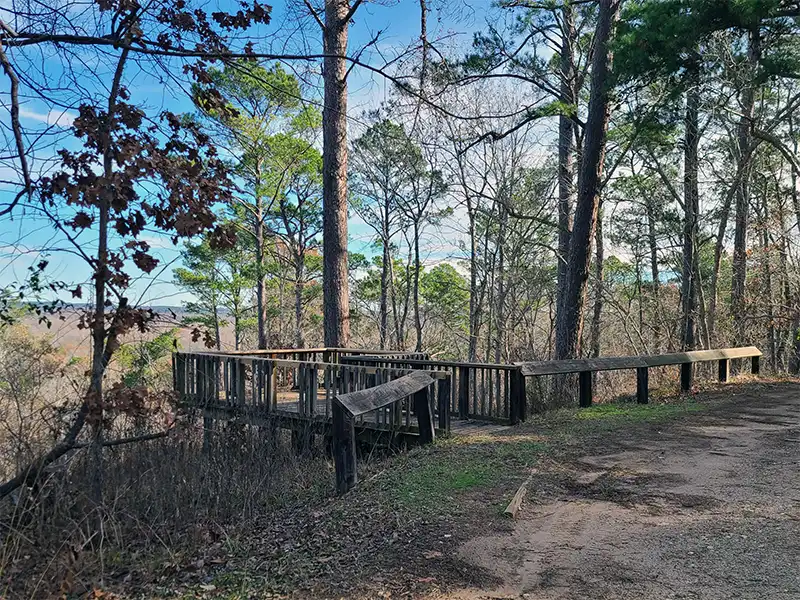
[575,401,706,422]
[387,436,547,513]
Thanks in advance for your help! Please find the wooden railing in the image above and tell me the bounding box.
[222,347,429,364]
[340,355,526,424]
[517,346,763,407]
[333,371,438,493]
[173,351,452,434]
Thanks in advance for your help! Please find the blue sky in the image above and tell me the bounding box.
[0,0,491,306]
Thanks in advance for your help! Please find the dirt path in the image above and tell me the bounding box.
[448,384,800,600]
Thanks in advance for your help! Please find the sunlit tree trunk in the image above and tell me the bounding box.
[681,60,699,351]
[554,0,620,361]
[322,0,353,348]
[731,29,760,347]
[590,202,604,359]
[556,4,576,316]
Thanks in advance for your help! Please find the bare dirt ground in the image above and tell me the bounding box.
[446,382,800,600]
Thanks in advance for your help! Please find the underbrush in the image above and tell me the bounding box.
[0,416,331,598]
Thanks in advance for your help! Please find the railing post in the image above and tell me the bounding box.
[332,397,357,494]
[718,358,730,382]
[236,359,246,405]
[175,353,186,402]
[437,375,451,433]
[578,370,592,408]
[458,366,470,418]
[751,355,760,375]
[680,363,692,393]
[196,355,213,453]
[415,386,435,445]
[510,368,526,424]
[195,355,207,405]
[636,367,649,404]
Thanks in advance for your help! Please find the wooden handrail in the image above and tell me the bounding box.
[335,371,434,417]
[175,351,451,378]
[518,346,762,376]
[332,371,437,494]
[341,355,521,370]
[517,346,762,408]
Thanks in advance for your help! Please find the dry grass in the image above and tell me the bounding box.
[0,416,331,598]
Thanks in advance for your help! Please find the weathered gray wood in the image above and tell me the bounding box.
[680,363,692,392]
[175,353,186,402]
[644,347,762,367]
[336,371,434,417]
[458,366,470,417]
[509,368,527,424]
[518,346,762,376]
[415,387,435,444]
[332,397,357,494]
[579,371,592,408]
[195,355,208,405]
[636,367,649,404]
[521,355,647,376]
[236,360,246,405]
[504,472,535,519]
[437,376,451,432]
[718,358,730,382]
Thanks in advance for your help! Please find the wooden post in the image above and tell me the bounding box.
[718,358,730,382]
[175,354,186,402]
[751,355,760,375]
[236,360,246,405]
[636,367,649,404]
[680,362,692,393]
[509,370,519,425]
[437,376,451,433]
[270,361,278,407]
[195,355,207,405]
[332,397,357,494]
[458,366,470,418]
[509,368,527,424]
[578,370,592,408]
[414,386,435,445]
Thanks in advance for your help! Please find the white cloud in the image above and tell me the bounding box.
[18,107,76,128]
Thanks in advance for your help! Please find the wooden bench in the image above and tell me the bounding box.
[517,346,762,408]
[332,371,437,493]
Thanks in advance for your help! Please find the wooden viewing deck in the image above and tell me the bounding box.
[173,349,463,448]
[172,345,763,452]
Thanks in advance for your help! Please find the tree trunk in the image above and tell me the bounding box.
[468,204,480,362]
[789,118,800,373]
[413,220,423,352]
[590,202,604,358]
[708,190,732,342]
[255,174,268,350]
[681,61,700,351]
[322,0,352,348]
[379,237,390,350]
[731,29,760,347]
[295,252,306,348]
[645,195,660,351]
[554,0,620,361]
[494,201,507,364]
[555,5,576,310]
[389,256,404,349]
[88,49,129,512]
[752,185,775,368]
